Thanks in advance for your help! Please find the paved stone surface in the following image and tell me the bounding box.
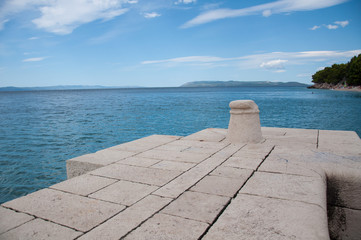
[153,144,242,198]
[222,155,264,170]
[3,126,361,239]
[151,160,196,172]
[89,180,158,206]
[203,194,329,240]
[118,156,161,167]
[91,163,182,186]
[259,154,325,178]
[109,135,180,152]
[79,195,172,240]
[318,130,361,156]
[191,175,247,197]
[137,149,211,163]
[0,218,82,240]
[210,166,253,179]
[0,206,34,235]
[162,191,229,224]
[182,128,227,142]
[3,189,125,232]
[50,174,117,196]
[124,213,209,240]
[240,171,327,210]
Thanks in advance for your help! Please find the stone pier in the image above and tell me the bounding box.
[1,102,361,239]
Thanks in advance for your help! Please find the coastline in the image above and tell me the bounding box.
[308,83,361,92]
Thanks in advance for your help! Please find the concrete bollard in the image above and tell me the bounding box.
[226,100,262,144]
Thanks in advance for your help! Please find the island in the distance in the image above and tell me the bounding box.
[180,81,309,88]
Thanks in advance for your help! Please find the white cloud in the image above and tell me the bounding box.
[260,59,287,70]
[142,56,231,65]
[181,0,348,28]
[22,57,46,62]
[0,0,137,34]
[144,12,161,18]
[335,20,349,27]
[326,24,338,30]
[141,50,361,71]
[175,0,196,5]
[310,25,320,30]
[0,19,9,30]
[262,10,272,17]
[310,20,349,30]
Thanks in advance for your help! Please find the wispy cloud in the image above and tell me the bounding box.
[326,24,339,30]
[142,50,361,71]
[181,0,348,28]
[310,20,349,30]
[22,57,47,62]
[144,12,161,18]
[310,25,321,30]
[0,0,138,34]
[175,0,197,5]
[335,20,349,27]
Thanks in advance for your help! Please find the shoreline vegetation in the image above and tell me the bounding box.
[308,54,361,92]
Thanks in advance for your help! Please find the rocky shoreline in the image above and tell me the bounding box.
[308,83,361,92]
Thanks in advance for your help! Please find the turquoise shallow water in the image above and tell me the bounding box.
[0,87,360,203]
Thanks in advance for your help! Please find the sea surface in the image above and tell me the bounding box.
[1,87,360,203]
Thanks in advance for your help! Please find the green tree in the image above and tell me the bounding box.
[346,54,361,86]
[311,54,360,86]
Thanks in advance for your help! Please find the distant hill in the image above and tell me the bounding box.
[180,81,309,87]
[0,85,141,92]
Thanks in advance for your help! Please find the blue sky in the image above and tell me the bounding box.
[0,0,360,87]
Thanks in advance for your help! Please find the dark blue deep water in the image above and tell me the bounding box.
[1,87,361,203]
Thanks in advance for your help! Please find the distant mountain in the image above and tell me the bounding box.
[180,81,309,87]
[0,85,141,92]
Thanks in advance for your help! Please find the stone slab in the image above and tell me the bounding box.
[240,171,327,210]
[124,213,209,240]
[89,180,158,206]
[66,150,136,178]
[222,156,264,170]
[182,128,227,142]
[167,139,227,149]
[154,144,223,155]
[261,127,287,136]
[204,194,329,240]
[191,175,247,197]
[162,191,229,224]
[67,150,135,169]
[137,149,211,163]
[259,154,325,178]
[0,207,34,235]
[50,174,117,196]
[118,156,161,167]
[109,135,180,152]
[210,166,253,179]
[3,189,125,232]
[150,160,196,172]
[79,195,172,240]
[0,218,82,240]
[153,144,243,198]
[66,159,103,179]
[91,164,182,186]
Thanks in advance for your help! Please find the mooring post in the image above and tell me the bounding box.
[226,100,263,144]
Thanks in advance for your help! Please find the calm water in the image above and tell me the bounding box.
[1,87,360,203]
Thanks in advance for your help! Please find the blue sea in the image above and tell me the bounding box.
[1,87,360,203]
